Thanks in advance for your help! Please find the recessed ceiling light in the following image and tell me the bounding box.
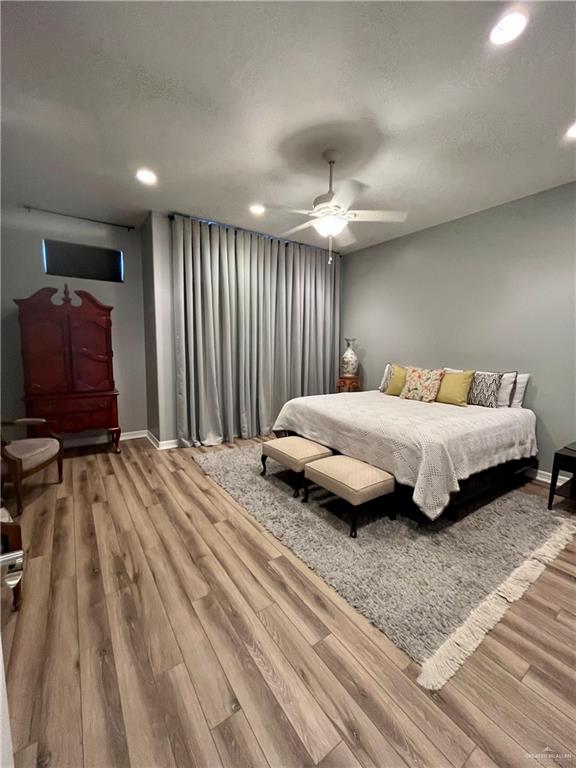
[136,168,158,186]
[249,203,266,215]
[565,122,576,140]
[490,11,528,45]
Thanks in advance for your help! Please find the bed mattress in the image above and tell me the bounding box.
[273,391,538,519]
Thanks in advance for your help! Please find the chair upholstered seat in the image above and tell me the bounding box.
[262,436,332,473]
[1,438,61,475]
[305,455,395,506]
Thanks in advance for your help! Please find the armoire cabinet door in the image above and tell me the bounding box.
[20,316,70,394]
[70,316,114,392]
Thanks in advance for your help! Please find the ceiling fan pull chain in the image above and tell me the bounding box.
[328,236,333,265]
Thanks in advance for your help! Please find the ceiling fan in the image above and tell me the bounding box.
[278,150,408,249]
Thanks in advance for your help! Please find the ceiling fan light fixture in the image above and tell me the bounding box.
[312,215,348,238]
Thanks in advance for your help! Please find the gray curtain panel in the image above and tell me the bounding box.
[172,215,341,446]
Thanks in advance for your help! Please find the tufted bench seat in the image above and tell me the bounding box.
[303,455,395,537]
[261,436,332,497]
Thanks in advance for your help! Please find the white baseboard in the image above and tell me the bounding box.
[120,430,148,441]
[145,431,179,451]
[527,468,571,485]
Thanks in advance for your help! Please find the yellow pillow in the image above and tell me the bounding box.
[436,370,475,407]
[385,364,407,396]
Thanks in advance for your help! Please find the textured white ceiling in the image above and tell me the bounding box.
[2,1,575,252]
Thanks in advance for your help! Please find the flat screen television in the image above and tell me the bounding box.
[42,239,124,283]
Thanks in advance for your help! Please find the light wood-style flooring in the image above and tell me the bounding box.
[2,437,575,768]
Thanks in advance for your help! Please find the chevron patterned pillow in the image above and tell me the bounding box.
[468,371,503,407]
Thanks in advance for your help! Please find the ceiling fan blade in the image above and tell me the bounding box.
[281,219,315,237]
[266,205,311,215]
[347,210,408,223]
[332,179,362,211]
[336,227,357,249]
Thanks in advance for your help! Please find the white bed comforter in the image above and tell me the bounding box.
[273,391,537,520]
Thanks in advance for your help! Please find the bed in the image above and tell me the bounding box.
[273,391,538,520]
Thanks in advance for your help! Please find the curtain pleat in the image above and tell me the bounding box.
[172,216,341,446]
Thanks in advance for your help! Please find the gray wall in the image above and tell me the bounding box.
[151,213,177,443]
[141,214,160,439]
[140,212,177,443]
[1,206,148,435]
[342,183,576,471]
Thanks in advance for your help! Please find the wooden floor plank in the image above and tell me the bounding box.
[153,486,212,561]
[156,663,223,768]
[216,519,330,645]
[194,592,315,768]
[143,544,239,728]
[146,503,210,600]
[270,556,475,766]
[26,485,57,560]
[462,747,500,768]
[258,603,412,768]
[319,742,365,768]
[422,681,539,768]
[6,556,52,752]
[117,529,183,676]
[491,620,575,691]
[80,635,130,768]
[102,474,135,534]
[192,516,275,614]
[35,576,83,768]
[93,501,135,596]
[522,665,576,721]
[13,743,38,768]
[476,637,529,682]
[51,497,76,582]
[457,651,576,756]
[316,632,459,768]
[105,587,176,768]
[502,606,575,668]
[3,442,575,768]
[198,553,341,764]
[556,608,576,629]
[212,710,269,768]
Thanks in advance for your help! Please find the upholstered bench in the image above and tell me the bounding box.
[260,436,332,497]
[303,455,395,537]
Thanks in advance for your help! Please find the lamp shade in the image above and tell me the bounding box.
[312,215,347,238]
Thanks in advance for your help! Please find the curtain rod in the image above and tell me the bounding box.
[23,205,136,231]
[169,211,339,255]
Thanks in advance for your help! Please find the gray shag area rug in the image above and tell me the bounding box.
[195,445,575,688]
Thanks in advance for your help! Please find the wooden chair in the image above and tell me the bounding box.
[1,418,63,516]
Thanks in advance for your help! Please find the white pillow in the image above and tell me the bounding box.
[497,372,517,407]
[446,368,517,407]
[511,373,530,407]
[378,363,391,392]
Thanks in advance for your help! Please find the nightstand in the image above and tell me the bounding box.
[548,444,576,509]
[336,376,361,393]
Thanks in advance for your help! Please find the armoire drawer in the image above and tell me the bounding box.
[30,396,114,416]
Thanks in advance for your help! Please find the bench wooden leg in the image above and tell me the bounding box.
[293,476,300,498]
[301,478,310,504]
[260,454,268,476]
[349,508,358,538]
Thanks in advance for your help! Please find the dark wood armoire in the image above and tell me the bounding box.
[15,284,121,451]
